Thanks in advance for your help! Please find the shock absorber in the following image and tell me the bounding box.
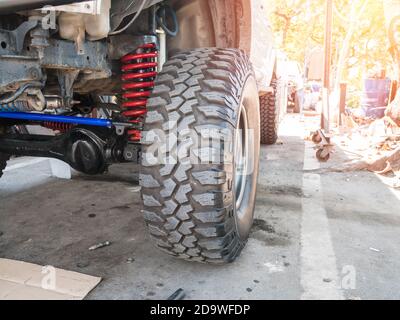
[121,43,158,142]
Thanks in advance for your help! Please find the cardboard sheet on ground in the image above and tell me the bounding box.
[0,258,101,300]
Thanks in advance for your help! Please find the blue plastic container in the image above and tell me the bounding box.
[361,78,391,118]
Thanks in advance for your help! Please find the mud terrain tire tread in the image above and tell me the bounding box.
[140,48,257,264]
[260,80,278,145]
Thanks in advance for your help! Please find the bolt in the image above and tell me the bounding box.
[125,152,133,160]
[29,68,40,80]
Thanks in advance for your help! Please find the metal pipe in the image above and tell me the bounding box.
[0,111,112,128]
[322,0,333,132]
[0,82,42,104]
[0,0,88,14]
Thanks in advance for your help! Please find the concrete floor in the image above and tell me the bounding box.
[0,114,399,300]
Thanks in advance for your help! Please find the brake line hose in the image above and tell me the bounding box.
[0,82,42,105]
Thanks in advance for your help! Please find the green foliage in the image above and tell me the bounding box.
[270,0,393,91]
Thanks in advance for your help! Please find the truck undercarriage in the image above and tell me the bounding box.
[0,1,165,172]
[0,0,279,264]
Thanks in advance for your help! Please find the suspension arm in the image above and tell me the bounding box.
[0,112,112,128]
[0,133,67,160]
[0,128,127,175]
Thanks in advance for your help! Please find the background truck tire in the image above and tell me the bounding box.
[0,153,9,179]
[293,92,301,114]
[140,48,260,264]
[260,79,278,145]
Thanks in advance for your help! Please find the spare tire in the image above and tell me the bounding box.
[140,48,260,264]
[260,79,279,145]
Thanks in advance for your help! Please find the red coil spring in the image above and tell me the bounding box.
[121,43,158,142]
[42,122,73,133]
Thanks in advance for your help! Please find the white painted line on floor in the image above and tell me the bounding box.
[302,143,321,172]
[300,141,344,300]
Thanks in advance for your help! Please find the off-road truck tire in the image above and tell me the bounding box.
[260,79,278,145]
[140,48,260,264]
[293,92,301,114]
[0,153,10,179]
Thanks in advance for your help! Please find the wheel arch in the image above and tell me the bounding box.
[168,0,252,54]
[167,0,275,91]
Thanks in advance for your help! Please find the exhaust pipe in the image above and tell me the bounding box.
[0,0,88,14]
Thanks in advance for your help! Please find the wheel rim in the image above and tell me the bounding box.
[232,74,260,240]
[235,102,249,211]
